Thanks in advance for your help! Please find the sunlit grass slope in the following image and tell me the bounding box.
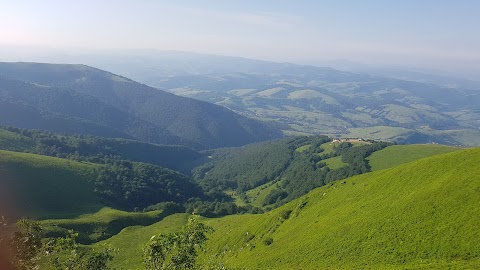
[96,213,190,269]
[200,148,480,269]
[0,150,102,219]
[0,129,35,152]
[368,144,462,171]
[41,207,170,244]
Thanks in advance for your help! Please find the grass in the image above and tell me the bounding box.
[368,144,462,171]
[287,89,323,99]
[41,207,170,244]
[96,213,190,269]
[225,190,248,207]
[0,129,36,152]
[255,87,285,97]
[0,150,102,219]
[345,126,412,141]
[295,144,311,153]
[318,141,366,158]
[319,142,335,155]
[246,180,282,208]
[247,107,351,134]
[198,148,480,269]
[322,156,348,170]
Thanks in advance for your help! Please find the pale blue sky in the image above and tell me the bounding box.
[1,0,479,73]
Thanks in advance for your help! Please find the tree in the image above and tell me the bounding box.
[9,219,42,270]
[0,216,14,270]
[44,230,116,270]
[143,216,213,270]
[7,219,115,270]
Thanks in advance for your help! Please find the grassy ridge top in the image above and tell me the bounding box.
[0,150,102,219]
[199,148,480,269]
[368,144,462,171]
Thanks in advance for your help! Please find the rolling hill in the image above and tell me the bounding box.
[0,147,206,220]
[157,71,480,146]
[0,150,102,219]
[0,62,282,149]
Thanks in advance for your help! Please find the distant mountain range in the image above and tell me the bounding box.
[0,62,282,149]
[151,67,480,146]
[1,51,480,146]
[9,49,477,145]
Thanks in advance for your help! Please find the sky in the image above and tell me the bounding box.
[1,0,479,75]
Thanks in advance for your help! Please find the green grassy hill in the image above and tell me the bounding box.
[0,129,35,151]
[41,207,171,244]
[0,150,102,219]
[368,144,462,171]
[199,148,480,269]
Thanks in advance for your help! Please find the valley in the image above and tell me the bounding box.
[2,2,480,269]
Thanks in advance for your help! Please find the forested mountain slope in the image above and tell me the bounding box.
[194,137,391,208]
[0,62,282,149]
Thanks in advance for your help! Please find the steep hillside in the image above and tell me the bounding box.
[200,148,480,269]
[0,62,282,149]
[97,148,480,269]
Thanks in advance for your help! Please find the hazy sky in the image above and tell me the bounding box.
[1,0,479,74]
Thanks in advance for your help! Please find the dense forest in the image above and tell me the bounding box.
[0,125,205,173]
[194,136,391,208]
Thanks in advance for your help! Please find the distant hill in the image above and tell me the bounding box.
[3,53,480,146]
[52,50,478,146]
[155,70,480,146]
[0,62,282,149]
